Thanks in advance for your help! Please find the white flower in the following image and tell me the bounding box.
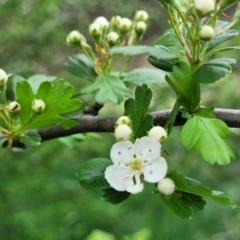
[157,178,175,195]
[32,99,46,113]
[148,126,167,143]
[194,0,215,17]
[115,124,132,141]
[199,25,214,41]
[105,137,167,194]
[9,101,21,113]
[116,116,131,125]
[107,32,119,45]
[94,16,109,30]
[134,10,149,22]
[89,23,102,37]
[118,17,132,32]
[135,21,147,34]
[0,69,11,86]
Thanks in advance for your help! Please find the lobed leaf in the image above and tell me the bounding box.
[122,68,166,86]
[124,84,153,139]
[194,58,236,84]
[181,114,234,165]
[81,75,132,104]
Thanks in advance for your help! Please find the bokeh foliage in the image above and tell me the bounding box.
[0,0,240,240]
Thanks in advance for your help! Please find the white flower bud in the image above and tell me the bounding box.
[89,23,102,37]
[157,178,175,195]
[110,15,122,29]
[32,99,46,113]
[107,32,119,46]
[66,30,85,47]
[194,0,215,17]
[118,17,132,32]
[94,16,109,30]
[148,126,167,143]
[9,101,21,113]
[116,116,131,126]
[0,69,11,86]
[134,10,149,22]
[199,25,214,41]
[115,124,133,141]
[135,21,147,34]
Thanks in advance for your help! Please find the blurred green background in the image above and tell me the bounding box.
[0,0,240,239]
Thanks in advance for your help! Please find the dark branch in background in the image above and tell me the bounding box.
[39,108,240,141]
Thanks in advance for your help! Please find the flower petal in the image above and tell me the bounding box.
[143,157,167,183]
[125,173,143,194]
[135,136,161,163]
[110,141,135,165]
[105,165,131,191]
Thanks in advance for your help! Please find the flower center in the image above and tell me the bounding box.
[128,159,142,172]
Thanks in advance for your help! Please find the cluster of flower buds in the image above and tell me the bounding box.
[193,0,215,41]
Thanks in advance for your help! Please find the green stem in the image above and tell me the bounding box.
[119,56,132,77]
[166,5,192,62]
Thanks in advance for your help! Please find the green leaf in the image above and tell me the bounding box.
[204,46,240,59]
[16,81,35,126]
[124,84,153,139]
[122,68,166,86]
[65,54,97,82]
[181,115,234,165]
[58,134,86,148]
[147,56,175,72]
[194,58,236,84]
[160,191,192,219]
[110,45,177,60]
[77,158,112,190]
[28,74,56,94]
[102,188,131,204]
[0,138,6,152]
[18,80,82,130]
[19,131,41,147]
[171,61,200,111]
[207,29,239,51]
[168,171,235,207]
[81,75,132,104]
[155,31,183,48]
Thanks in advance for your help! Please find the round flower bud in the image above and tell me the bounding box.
[115,124,133,141]
[118,17,132,32]
[194,0,215,17]
[199,25,214,41]
[66,30,85,48]
[110,15,122,29]
[9,101,21,113]
[89,23,102,37]
[134,10,149,22]
[157,178,175,195]
[116,116,131,126]
[94,16,109,30]
[32,99,46,113]
[135,21,147,34]
[107,32,119,46]
[0,69,11,87]
[148,126,167,143]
